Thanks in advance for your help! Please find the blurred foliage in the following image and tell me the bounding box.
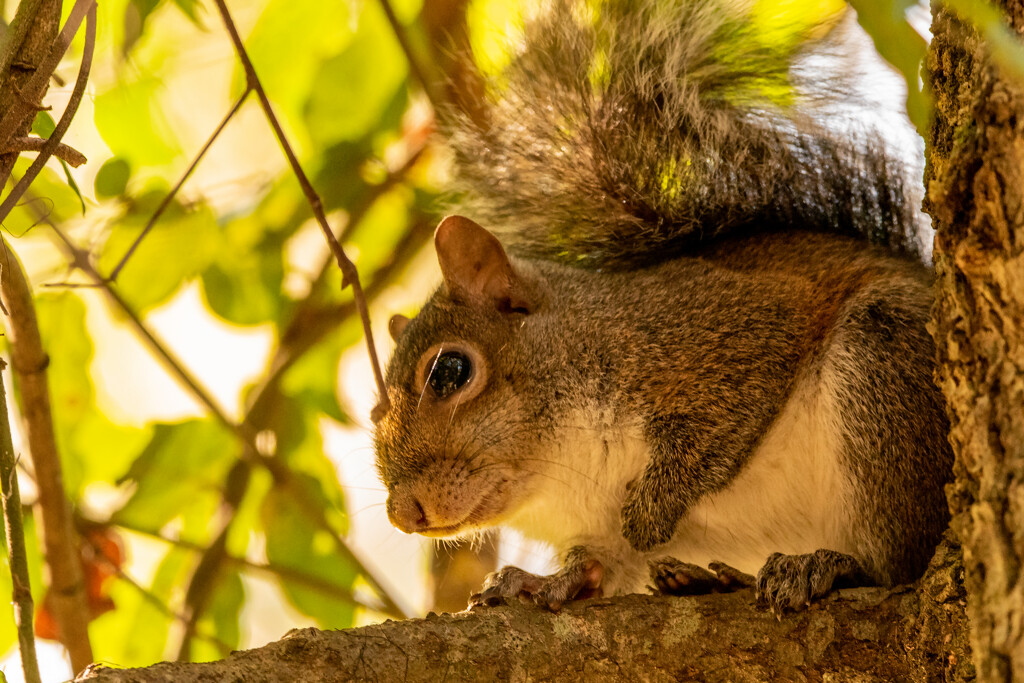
[1,0,996,672]
[2,0,440,668]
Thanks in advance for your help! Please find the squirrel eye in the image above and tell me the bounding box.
[427,351,472,399]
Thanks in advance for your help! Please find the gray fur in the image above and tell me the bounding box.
[374,0,952,613]
[447,0,919,267]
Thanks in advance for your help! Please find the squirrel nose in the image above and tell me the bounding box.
[386,489,428,533]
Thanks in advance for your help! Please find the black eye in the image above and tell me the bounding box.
[428,351,472,399]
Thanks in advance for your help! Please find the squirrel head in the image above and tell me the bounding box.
[373,216,555,539]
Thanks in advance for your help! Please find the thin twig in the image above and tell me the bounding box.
[0,1,96,225]
[0,0,95,153]
[0,359,41,683]
[211,0,391,419]
[107,88,252,282]
[0,236,94,672]
[1,136,87,166]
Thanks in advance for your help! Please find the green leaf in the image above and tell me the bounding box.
[114,420,236,531]
[280,338,347,424]
[95,158,132,199]
[847,0,930,135]
[91,545,189,665]
[200,222,285,326]
[303,4,409,145]
[31,111,56,137]
[191,571,244,662]
[171,0,203,24]
[58,159,86,214]
[243,0,354,137]
[96,192,221,311]
[260,480,357,628]
[34,292,148,496]
[94,76,180,167]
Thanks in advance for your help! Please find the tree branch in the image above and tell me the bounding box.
[73,541,973,683]
[0,360,41,683]
[0,238,94,672]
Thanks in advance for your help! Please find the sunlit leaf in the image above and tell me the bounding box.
[304,5,409,145]
[114,420,236,530]
[96,158,132,199]
[91,545,189,665]
[94,76,180,167]
[34,293,148,496]
[96,191,221,311]
[260,481,356,629]
[242,0,354,140]
[200,222,285,326]
[847,0,930,135]
[280,339,347,424]
[192,571,244,662]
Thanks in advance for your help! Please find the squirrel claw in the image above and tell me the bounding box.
[467,555,604,612]
[649,557,754,596]
[754,549,869,615]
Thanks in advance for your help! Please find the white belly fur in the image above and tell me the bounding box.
[503,363,856,595]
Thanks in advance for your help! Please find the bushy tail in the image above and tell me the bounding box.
[446,0,919,267]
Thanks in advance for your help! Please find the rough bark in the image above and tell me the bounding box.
[925,2,1024,681]
[76,539,969,682]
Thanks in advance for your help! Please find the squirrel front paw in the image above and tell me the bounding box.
[649,558,755,596]
[620,488,677,551]
[755,549,869,615]
[469,557,604,612]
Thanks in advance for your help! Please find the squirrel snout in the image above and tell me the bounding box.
[386,489,429,533]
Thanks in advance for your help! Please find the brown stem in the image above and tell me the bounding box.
[0,2,96,225]
[0,238,94,672]
[1,136,87,166]
[210,0,391,419]
[0,0,94,163]
[0,359,42,683]
[107,88,252,282]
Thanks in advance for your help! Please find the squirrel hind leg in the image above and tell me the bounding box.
[649,558,755,596]
[755,549,871,615]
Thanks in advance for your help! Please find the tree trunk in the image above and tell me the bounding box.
[925,1,1024,680]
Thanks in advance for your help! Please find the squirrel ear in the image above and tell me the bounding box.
[434,215,532,313]
[388,314,410,341]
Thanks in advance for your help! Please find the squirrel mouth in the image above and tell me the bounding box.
[417,492,505,538]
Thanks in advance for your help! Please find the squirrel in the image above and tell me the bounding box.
[371,0,952,613]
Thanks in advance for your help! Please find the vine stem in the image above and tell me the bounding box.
[0,359,41,683]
